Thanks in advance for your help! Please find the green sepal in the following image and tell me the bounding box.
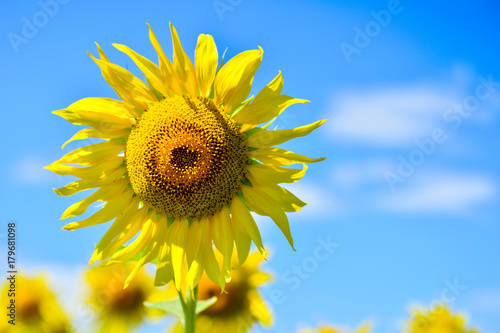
[216,47,228,74]
[228,95,253,117]
[109,136,128,145]
[146,77,166,101]
[243,126,265,140]
[241,177,253,187]
[246,157,261,165]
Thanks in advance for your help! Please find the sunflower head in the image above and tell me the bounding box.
[405,304,480,333]
[85,262,168,331]
[46,22,326,291]
[126,95,247,220]
[0,275,71,333]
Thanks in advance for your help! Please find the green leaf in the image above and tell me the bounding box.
[144,298,186,324]
[195,297,218,314]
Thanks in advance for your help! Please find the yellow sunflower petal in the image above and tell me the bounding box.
[231,214,252,267]
[186,217,210,288]
[249,271,272,287]
[124,224,166,287]
[195,33,218,97]
[249,147,326,166]
[113,43,171,97]
[89,49,157,110]
[214,47,263,112]
[247,163,307,185]
[248,289,273,326]
[140,219,166,263]
[235,94,308,125]
[170,23,198,97]
[53,179,98,197]
[91,213,144,263]
[230,196,266,257]
[186,258,203,291]
[45,158,123,178]
[53,109,132,132]
[147,23,183,96]
[109,211,156,261]
[211,206,234,283]
[247,175,306,212]
[234,72,308,124]
[68,97,140,118]
[62,189,134,231]
[61,128,130,149]
[55,167,126,198]
[171,220,188,290]
[95,42,109,62]
[50,141,124,166]
[185,219,203,264]
[247,119,326,148]
[90,199,143,263]
[60,178,129,219]
[241,184,294,249]
[203,241,222,289]
[155,236,174,287]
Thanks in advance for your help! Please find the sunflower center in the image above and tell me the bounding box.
[18,298,41,322]
[109,286,145,313]
[170,146,201,171]
[126,95,247,219]
[198,280,247,317]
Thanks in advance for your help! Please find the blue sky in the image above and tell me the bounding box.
[1,0,499,332]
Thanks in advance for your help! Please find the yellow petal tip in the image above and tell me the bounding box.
[61,223,77,231]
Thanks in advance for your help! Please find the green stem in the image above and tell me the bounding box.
[183,286,198,333]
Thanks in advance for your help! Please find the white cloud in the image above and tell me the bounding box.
[325,84,457,147]
[282,182,344,219]
[468,289,500,314]
[376,173,497,215]
[252,182,341,233]
[11,157,53,184]
[331,159,392,189]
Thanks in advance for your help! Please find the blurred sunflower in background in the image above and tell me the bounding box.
[46,22,325,290]
[168,251,272,333]
[299,322,372,333]
[0,275,72,333]
[85,262,169,332]
[404,304,480,333]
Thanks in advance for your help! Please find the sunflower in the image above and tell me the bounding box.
[405,304,480,333]
[167,251,272,333]
[0,275,72,333]
[46,23,325,290]
[299,323,372,333]
[85,262,169,332]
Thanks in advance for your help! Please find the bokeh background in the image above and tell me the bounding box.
[1,0,499,332]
